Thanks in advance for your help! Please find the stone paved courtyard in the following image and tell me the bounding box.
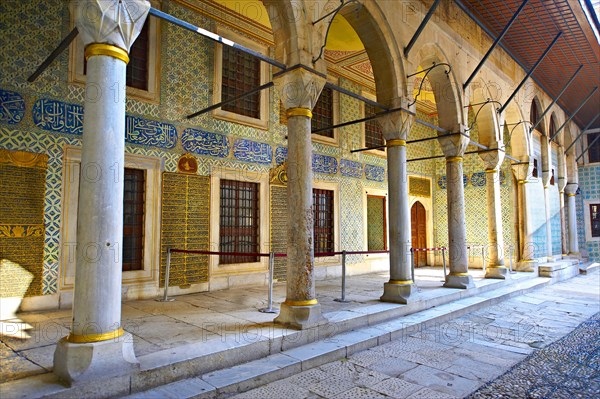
[227,270,599,399]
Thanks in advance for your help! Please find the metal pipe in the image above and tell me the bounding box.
[464,0,530,89]
[149,7,286,69]
[550,87,598,142]
[404,0,442,57]
[498,31,563,115]
[28,28,79,82]
[156,248,175,302]
[564,113,600,154]
[576,131,600,162]
[334,251,349,303]
[187,82,274,119]
[259,252,278,313]
[530,65,584,133]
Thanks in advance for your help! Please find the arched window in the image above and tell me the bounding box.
[530,100,539,129]
[549,116,557,140]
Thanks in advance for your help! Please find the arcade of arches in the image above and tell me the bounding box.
[0,0,599,385]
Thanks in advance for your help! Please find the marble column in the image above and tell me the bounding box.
[53,0,149,384]
[541,138,553,260]
[380,99,414,303]
[512,164,536,272]
[482,152,507,279]
[438,135,474,289]
[273,68,327,329]
[557,150,568,255]
[565,183,579,255]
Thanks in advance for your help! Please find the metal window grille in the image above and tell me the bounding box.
[126,20,149,90]
[591,204,600,238]
[221,45,261,119]
[364,103,384,150]
[220,179,260,264]
[589,133,600,163]
[312,87,334,138]
[123,168,145,271]
[313,189,334,253]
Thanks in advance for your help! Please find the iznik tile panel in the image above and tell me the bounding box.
[0,89,25,124]
[364,164,385,182]
[275,147,287,165]
[125,116,177,149]
[33,99,84,136]
[313,154,338,174]
[233,138,272,164]
[181,128,229,158]
[340,159,363,178]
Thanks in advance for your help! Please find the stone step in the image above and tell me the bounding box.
[122,276,552,399]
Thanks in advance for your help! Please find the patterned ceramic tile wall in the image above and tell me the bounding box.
[576,164,600,261]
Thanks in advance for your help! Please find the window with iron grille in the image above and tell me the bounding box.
[588,133,600,163]
[312,87,334,138]
[123,168,145,271]
[221,45,261,119]
[84,20,149,91]
[591,204,600,238]
[364,103,384,151]
[313,189,334,254]
[220,180,260,264]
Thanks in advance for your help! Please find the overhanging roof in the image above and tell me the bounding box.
[456,0,600,131]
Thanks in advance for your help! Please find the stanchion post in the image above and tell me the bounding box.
[410,248,415,282]
[334,250,349,303]
[482,246,486,273]
[509,246,515,273]
[156,247,175,302]
[259,252,278,313]
[442,247,447,278]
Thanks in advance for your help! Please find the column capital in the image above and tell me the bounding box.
[479,146,505,171]
[273,66,327,111]
[73,0,150,52]
[565,183,578,195]
[437,132,469,158]
[381,97,414,141]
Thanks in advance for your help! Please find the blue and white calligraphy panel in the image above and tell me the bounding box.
[313,154,338,174]
[364,164,385,182]
[125,116,177,149]
[33,99,84,135]
[181,128,229,158]
[0,89,25,124]
[275,147,288,165]
[233,139,272,164]
[340,159,363,178]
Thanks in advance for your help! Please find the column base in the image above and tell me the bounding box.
[380,281,415,304]
[443,273,474,289]
[274,302,327,330]
[485,266,509,279]
[53,332,138,385]
[516,260,537,272]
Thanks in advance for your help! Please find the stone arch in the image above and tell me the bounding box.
[261,0,305,66]
[549,112,559,142]
[502,101,532,170]
[529,96,546,135]
[414,43,464,133]
[314,0,407,103]
[469,77,502,147]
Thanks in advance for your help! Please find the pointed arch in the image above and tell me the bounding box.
[529,96,546,136]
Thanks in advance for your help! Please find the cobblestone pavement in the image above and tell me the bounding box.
[468,312,600,399]
[229,270,600,399]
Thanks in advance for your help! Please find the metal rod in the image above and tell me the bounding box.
[156,248,175,302]
[149,7,286,70]
[564,113,600,154]
[28,27,79,83]
[334,251,349,303]
[442,248,447,278]
[404,0,442,57]
[498,31,563,114]
[259,252,278,313]
[325,82,389,110]
[530,65,583,133]
[187,82,274,119]
[576,131,600,162]
[350,144,387,154]
[550,87,598,142]
[411,248,415,282]
[463,0,530,89]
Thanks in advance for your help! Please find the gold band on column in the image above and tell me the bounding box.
[449,272,470,276]
[567,193,576,197]
[518,180,529,184]
[488,265,507,269]
[286,108,313,119]
[388,279,413,285]
[485,169,498,173]
[66,327,124,343]
[446,156,463,163]
[284,299,318,306]
[85,44,129,64]
[386,139,406,147]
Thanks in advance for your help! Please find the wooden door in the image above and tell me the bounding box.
[411,201,427,266]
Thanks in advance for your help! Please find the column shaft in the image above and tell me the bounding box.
[484,169,507,279]
[72,54,126,338]
[544,186,553,259]
[444,157,473,288]
[560,192,567,254]
[516,181,536,271]
[567,194,579,254]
